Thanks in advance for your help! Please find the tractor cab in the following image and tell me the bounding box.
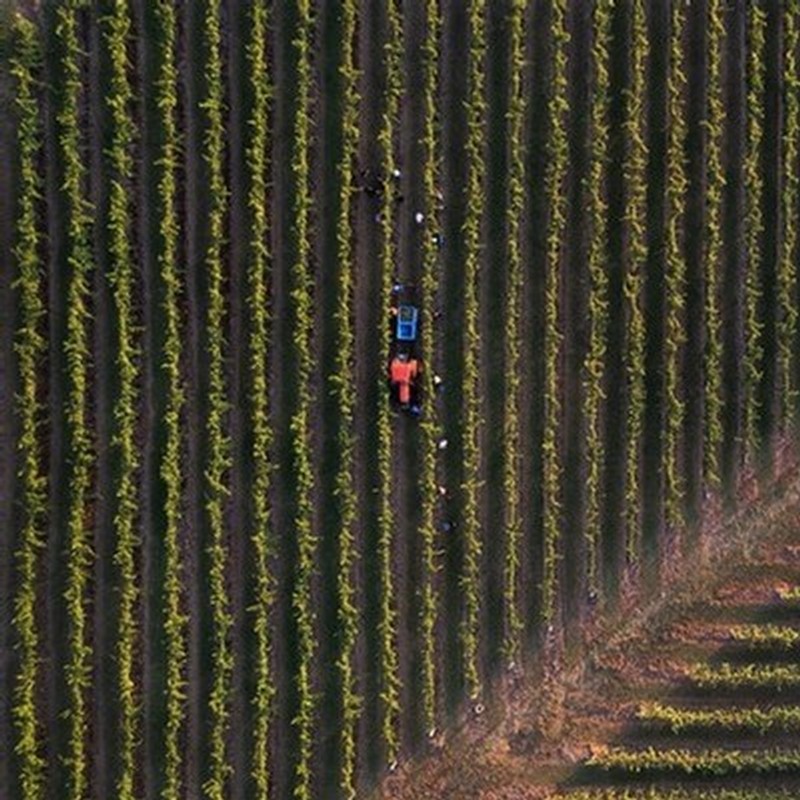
[388,285,422,416]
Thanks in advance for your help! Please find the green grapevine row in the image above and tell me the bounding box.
[638,701,800,734]
[584,0,612,593]
[56,4,95,796]
[10,14,46,799]
[729,623,800,649]
[689,662,800,690]
[154,0,186,795]
[461,0,486,698]
[332,1,360,795]
[419,0,441,730]
[542,0,569,621]
[245,2,273,795]
[780,6,800,425]
[502,0,526,659]
[104,1,139,796]
[624,0,648,559]
[376,0,402,765]
[566,790,799,800]
[777,585,800,601]
[664,0,687,527]
[704,0,725,485]
[589,746,800,776]
[199,0,232,795]
[289,2,316,796]
[744,3,766,455]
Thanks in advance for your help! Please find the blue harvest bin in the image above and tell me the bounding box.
[396,305,418,341]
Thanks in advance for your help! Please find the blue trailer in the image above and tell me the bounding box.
[395,303,419,342]
[388,284,423,415]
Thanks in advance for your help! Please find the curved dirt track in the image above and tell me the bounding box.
[379,467,800,799]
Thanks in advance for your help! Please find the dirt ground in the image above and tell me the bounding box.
[373,461,800,799]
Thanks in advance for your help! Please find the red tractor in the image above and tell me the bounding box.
[388,285,422,417]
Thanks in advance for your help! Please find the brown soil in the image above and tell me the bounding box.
[88,13,114,798]
[310,0,348,791]
[396,0,427,753]
[43,5,71,793]
[354,0,387,785]
[479,0,513,677]
[134,1,170,796]
[438,0,470,718]
[518,0,552,642]
[181,0,208,793]
[374,468,800,799]
[268,1,296,795]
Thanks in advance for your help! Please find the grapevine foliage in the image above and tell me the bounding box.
[461,0,486,699]
[744,4,766,456]
[503,0,527,659]
[104,2,139,797]
[245,2,273,795]
[542,0,570,622]
[624,0,648,560]
[664,0,688,528]
[56,5,95,795]
[289,2,316,797]
[418,0,441,731]
[584,0,612,596]
[704,0,725,485]
[154,1,187,795]
[11,15,47,799]
[332,1,361,795]
[376,0,403,764]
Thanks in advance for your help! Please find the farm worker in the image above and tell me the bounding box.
[414,211,424,224]
[437,437,448,450]
[358,167,383,197]
[433,373,443,389]
[390,352,419,406]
